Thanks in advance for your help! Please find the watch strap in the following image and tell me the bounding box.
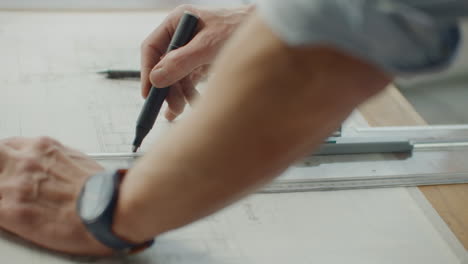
[78,169,154,253]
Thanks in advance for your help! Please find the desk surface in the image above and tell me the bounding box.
[359,85,468,250]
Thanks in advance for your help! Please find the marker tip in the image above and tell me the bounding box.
[132,145,139,153]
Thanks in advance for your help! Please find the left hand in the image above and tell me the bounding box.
[0,137,113,256]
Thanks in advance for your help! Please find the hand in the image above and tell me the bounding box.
[141,4,254,121]
[0,137,113,256]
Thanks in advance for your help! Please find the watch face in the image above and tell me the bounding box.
[79,173,115,222]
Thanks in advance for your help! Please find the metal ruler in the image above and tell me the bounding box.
[88,126,468,193]
[260,140,468,192]
[261,172,468,193]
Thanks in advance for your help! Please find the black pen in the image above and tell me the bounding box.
[132,11,199,152]
[98,70,140,79]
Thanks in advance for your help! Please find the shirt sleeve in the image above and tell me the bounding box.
[257,0,466,76]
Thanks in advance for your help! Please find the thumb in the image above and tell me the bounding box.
[150,37,207,88]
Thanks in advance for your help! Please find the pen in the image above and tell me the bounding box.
[132,11,199,152]
[98,70,140,79]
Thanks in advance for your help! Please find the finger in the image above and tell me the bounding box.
[38,180,77,205]
[149,33,209,89]
[179,77,200,107]
[0,137,29,150]
[14,137,100,183]
[30,137,63,152]
[141,7,192,98]
[0,136,64,159]
[42,146,102,185]
[0,175,75,208]
[141,17,178,98]
[190,64,210,85]
[18,137,101,175]
[0,144,16,172]
[164,83,187,121]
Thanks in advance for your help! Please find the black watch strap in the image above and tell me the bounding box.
[78,169,154,253]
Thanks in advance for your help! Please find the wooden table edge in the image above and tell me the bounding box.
[358,85,468,250]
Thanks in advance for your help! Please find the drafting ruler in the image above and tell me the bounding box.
[88,125,468,193]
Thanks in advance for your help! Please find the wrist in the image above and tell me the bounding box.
[77,169,154,252]
[112,183,153,245]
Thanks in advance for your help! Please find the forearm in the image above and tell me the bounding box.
[113,13,391,243]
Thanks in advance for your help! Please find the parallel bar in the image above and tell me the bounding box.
[87,129,468,193]
[346,125,468,141]
[87,141,468,159]
[88,152,141,159]
[87,139,415,159]
[316,140,412,155]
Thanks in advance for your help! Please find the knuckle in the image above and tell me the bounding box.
[31,136,61,156]
[0,146,9,160]
[11,181,35,202]
[190,47,205,61]
[166,53,181,68]
[175,4,195,13]
[3,136,20,145]
[180,83,190,93]
[198,32,218,53]
[34,136,58,150]
[166,50,189,70]
[140,38,152,52]
[11,206,36,225]
[17,156,42,173]
[140,38,161,60]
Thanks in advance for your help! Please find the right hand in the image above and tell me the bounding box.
[141,4,254,121]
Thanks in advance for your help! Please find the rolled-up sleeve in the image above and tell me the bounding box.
[257,0,466,76]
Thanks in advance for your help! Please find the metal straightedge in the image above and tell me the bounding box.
[88,125,468,192]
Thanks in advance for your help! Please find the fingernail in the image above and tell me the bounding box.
[141,89,149,99]
[165,110,176,122]
[150,67,170,87]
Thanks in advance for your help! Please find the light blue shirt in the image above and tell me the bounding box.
[258,0,467,76]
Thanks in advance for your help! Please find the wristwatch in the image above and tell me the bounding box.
[77,169,154,254]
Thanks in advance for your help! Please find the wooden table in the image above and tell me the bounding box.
[359,85,468,250]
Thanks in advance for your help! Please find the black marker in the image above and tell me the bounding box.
[132,11,199,152]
